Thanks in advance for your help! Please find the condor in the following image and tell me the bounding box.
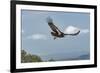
[47,17,80,40]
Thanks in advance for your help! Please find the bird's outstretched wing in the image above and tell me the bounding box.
[64,30,80,36]
[47,17,62,34]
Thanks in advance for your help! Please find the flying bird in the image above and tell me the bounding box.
[47,17,80,40]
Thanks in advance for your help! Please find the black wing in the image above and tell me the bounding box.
[64,30,80,36]
[47,17,62,34]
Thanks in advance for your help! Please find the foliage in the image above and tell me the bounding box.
[48,58,55,61]
[21,50,42,63]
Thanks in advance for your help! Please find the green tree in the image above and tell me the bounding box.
[21,50,27,63]
[21,50,42,63]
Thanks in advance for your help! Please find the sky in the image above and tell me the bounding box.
[21,9,90,61]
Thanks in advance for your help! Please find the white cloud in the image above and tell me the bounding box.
[81,29,89,34]
[64,26,89,35]
[27,34,47,40]
[64,26,80,34]
[26,26,89,40]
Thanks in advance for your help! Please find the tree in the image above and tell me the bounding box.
[21,50,42,63]
[21,50,27,63]
[48,58,55,61]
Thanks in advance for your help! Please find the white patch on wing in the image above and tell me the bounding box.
[57,29,61,35]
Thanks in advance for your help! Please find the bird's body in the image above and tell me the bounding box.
[47,17,80,40]
[51,31,64,39]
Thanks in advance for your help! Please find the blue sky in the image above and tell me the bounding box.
[21,10,90,61]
